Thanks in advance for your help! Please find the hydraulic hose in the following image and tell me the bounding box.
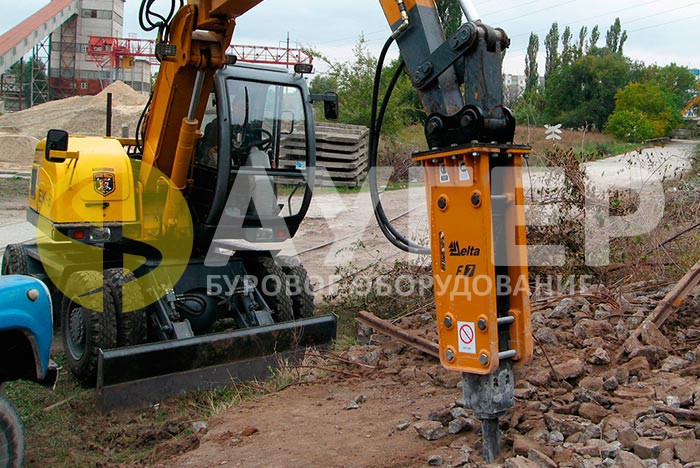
[369,37,431,256]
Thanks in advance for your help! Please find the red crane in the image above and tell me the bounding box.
[86,36,313,70]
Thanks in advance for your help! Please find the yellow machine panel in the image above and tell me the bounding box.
[29,136,137,226]
[416,146,533,375]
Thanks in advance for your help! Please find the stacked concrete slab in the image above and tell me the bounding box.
[280,122,369,188]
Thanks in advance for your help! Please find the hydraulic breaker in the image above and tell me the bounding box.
[416,145,532,461]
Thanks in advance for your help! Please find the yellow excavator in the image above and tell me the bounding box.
[1,0,532,460]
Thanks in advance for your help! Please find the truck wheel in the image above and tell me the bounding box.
[1,244,29,276]
[0,395,24,468]
[103,269,148,347]
[245,256,294,323]
[61,271,118,386]
[279,256,315,319]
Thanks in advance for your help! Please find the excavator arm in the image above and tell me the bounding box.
[138,0,261,190]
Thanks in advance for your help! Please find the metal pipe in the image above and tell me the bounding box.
[106,92,113,137]
[498,350,517,360]
[497,316,515,326]
[187,71,205,121]
[458,0,480,22]
[391,0,410,38]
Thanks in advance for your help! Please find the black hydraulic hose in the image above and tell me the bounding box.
[134,90,154,154]
[134,0,182,154]
[369,37,431,256]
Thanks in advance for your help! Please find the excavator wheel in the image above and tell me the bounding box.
[1,244,29,276]
[103,269,148,347]
[61,271,117,386]
[279,256,315,319]
[244,256,294,323]
[0,394,24,468]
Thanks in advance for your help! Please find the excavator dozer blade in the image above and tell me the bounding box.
[96,314,337,412]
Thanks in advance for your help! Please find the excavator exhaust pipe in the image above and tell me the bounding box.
[96,314,337,412]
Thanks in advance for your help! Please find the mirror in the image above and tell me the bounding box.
[281,110,296,134]
[323,92,339,120]
[45,129,69,162]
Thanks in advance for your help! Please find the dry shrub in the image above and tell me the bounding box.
[525,146,591,276]
[377,133,426,184]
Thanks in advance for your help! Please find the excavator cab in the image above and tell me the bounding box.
[189,64,318,251]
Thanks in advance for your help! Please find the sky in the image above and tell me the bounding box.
[1,0,699,76]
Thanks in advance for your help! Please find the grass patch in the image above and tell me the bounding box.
[3,351,317,466]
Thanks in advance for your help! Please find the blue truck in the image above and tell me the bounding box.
[0,274,57,467]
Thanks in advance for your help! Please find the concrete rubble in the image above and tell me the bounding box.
[345,281,700,467]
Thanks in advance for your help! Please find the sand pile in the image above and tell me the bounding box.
[0,80,148,141]
[0,81,148,169]
[0,131,39,166]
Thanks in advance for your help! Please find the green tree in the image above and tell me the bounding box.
[577,26,588,57]
[318,37,417,135]
[309,74,337,95]
[525,33,540,93]
[605,18,626,54]
[588,25,600,53]
[436,0,463,36]
[561,26,578,65]
[561,26,572,55]
[642,64,697,110]
[544,49,631,129]
[606,82,683,140]
[544,23,560,81]
[605,109,656,141]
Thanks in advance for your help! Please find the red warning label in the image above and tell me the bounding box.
[458,321,476,354]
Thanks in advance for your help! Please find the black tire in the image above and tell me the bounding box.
[0,395,24,468]
[244,256,294,323]
[61,271,118,386]
[279,256,315,319]
[1,244,29,276]
[103,269,148,347]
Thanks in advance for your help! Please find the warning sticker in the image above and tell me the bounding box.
[458,162,471,181]
[457,321,476,354]
[439,164,450,183]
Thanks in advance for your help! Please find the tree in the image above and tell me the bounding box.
[561,26,572,56]
[606,82,683,140]
[605,109,656,142]
[561,26,578,65]
[577,26,588,57]
[588,25,600,53]
[642,64,697,111]
[436,0,463,37]
[544,23,560,82]
[618,30,628,55]
[525,33,540,93]
[317,36,417,135]
[605,18,626,54]
[309,74,338,95]
[544,49,631,129]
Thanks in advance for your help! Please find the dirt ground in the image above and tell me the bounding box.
[168,370,464,468]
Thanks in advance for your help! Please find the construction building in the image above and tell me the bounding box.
[0,0,313,113]
[0,0,151,112]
